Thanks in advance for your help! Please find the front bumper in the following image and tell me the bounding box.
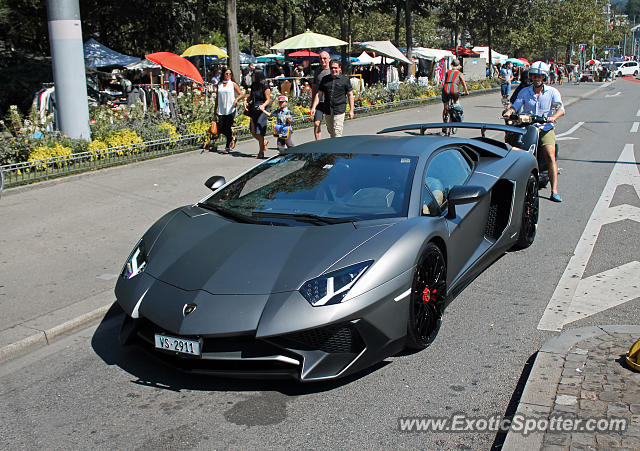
[120,314,403,381]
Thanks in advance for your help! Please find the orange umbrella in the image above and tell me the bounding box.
[145,52,204,84]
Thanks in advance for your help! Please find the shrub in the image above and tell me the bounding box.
[87,139,109,159]
[28,142,72,170]
[101,129,144,155]
[157,122,180,139]
[0,136,33,165]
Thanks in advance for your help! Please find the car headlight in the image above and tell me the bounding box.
[299,261,372,307]
[121,240,147,280]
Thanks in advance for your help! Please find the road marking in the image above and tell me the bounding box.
[636,109,640,116]
[556,121,584,141]
[631,122,639,133]
[556,122,585,138]
[605,91,622,97]
[538,144,640,331]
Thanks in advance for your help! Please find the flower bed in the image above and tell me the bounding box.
[1,79,500,187]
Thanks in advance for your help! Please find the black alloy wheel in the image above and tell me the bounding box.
[514,173,539,249]
[406,243,445,349]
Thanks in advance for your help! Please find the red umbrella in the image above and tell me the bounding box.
[446,46,480,56]
[145,52,204,84]
[518,58,530,65]
[288,49,319,57]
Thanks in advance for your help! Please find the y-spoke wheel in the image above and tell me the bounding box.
[514,173,539,249]
[406,243,446,349]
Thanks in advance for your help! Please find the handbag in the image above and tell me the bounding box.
[209,120,218,135]
[273,124,291,139]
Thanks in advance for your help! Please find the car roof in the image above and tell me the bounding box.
[286,134,509,159]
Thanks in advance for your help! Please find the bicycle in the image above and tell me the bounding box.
[443,96,464,136]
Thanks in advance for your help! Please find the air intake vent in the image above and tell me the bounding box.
[282,323,365,354]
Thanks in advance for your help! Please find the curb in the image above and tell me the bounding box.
[0,303,112,364]
[501,325,640,451]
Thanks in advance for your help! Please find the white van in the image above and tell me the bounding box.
[615,61,639,76]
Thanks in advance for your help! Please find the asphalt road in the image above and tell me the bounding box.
[1,79,639,450]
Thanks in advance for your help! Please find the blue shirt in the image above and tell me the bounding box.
[512,84,564,131]
[273,107,292,127]
[500,68,513,84]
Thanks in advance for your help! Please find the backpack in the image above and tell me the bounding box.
[449,103,464,122]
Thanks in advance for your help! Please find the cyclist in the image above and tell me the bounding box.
[441,59,469,134]
[503,61,565,202]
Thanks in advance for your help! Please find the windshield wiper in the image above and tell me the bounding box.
[197,203,261,224]
[252,212,358,225]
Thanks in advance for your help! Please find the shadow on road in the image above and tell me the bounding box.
[91,307,388,395]
[491,352,537,450]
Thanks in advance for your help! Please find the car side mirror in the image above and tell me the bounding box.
[446,185,487,219]
[204,176,226,191]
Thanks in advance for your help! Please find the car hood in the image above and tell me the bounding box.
[143,206,393,295]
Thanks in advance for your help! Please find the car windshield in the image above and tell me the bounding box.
[202,153,418,225]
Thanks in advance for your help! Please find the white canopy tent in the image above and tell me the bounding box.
[472,47,508,64]
[411,47,454,61]
[352,51,386,65]
[353,40,412,64]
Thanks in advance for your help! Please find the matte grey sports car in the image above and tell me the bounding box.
[115,122,539,381]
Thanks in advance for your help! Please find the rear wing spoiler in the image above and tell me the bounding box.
[377,122,526,137]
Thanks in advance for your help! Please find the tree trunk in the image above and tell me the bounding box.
[225,0,241,84]
[282,9,287,40]
[291,12,296,36]
[405,0,412,61]
[487,24,492,78]
[394,3,401,47]
[339,0,346,71]
[192,0,204,74]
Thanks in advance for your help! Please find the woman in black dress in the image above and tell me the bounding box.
[246,71,272,159]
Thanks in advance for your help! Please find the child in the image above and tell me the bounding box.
[266,95,294,152]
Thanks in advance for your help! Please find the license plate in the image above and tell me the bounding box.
[154,333,201,356]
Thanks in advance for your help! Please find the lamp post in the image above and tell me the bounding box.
[46,0,90,140]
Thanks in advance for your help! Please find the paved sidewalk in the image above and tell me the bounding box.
[503,325,640,450]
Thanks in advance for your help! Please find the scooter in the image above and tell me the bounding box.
[503,112,559,189]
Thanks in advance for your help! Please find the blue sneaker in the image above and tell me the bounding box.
[550,193,563,203]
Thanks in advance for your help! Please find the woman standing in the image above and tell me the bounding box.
[215,68,244,153]
[246,70,271,159]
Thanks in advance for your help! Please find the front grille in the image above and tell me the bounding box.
[133,317,299,364]
[280,323,365,354]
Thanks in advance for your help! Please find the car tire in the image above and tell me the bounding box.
[406,243,445,350]
[635,70,638,76]
[618,71,622,77]
[514,173,539,249]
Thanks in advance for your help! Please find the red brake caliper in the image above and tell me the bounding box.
[422,287,437,304]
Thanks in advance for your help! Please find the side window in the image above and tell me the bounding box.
[422,149,472,215]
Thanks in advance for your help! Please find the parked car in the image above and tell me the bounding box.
[615,61,639,77]
[115,122,539,381]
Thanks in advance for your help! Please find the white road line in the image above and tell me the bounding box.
[556,122,585,138]
[538,144,640,331]
[636,109,640,117]
[605,91,622,97]
[631,122,639,133]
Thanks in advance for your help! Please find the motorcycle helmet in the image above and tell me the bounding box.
[529,61,550,81]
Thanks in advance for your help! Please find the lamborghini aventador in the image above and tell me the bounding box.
[115,122,539,381]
